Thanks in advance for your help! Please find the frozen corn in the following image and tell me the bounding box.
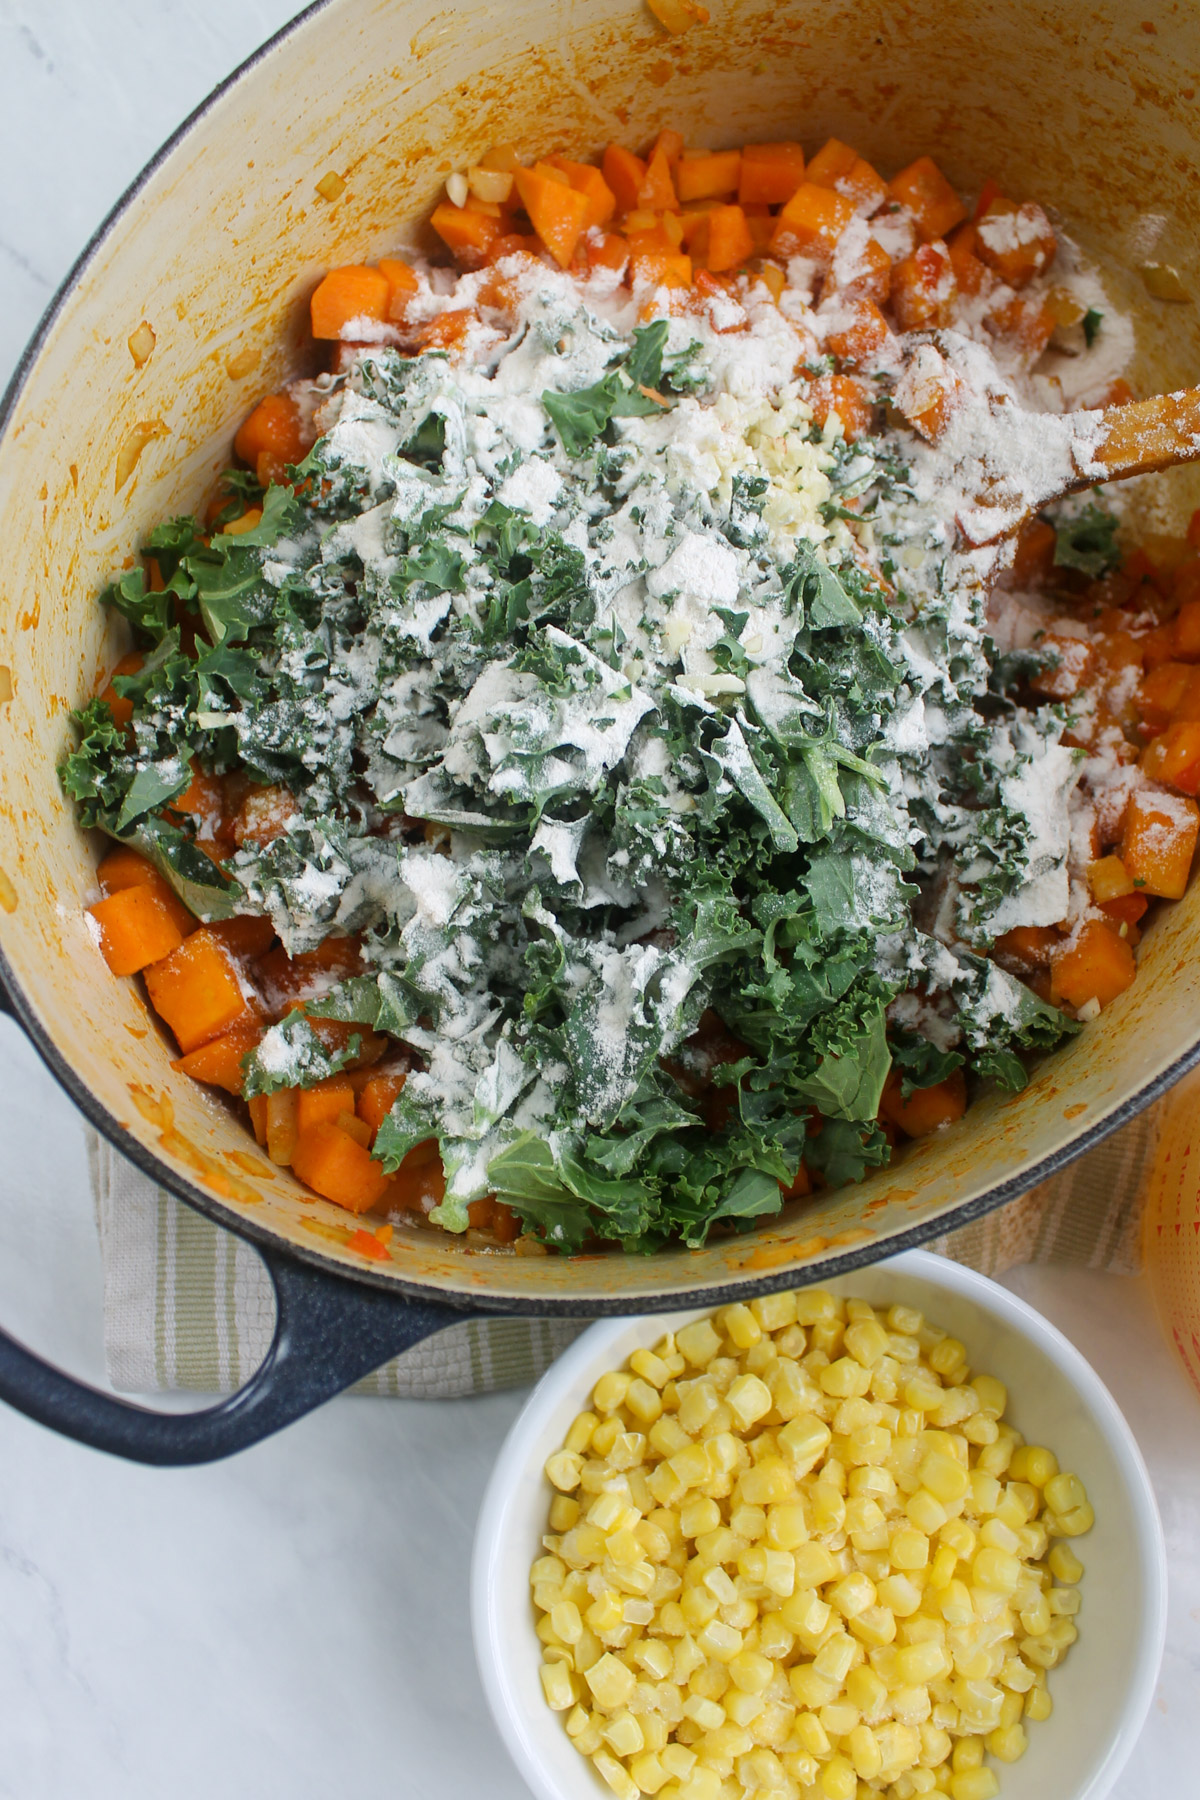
[533,1289,1089,1799]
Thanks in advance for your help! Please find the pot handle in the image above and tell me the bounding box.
[0,1238,472,1465]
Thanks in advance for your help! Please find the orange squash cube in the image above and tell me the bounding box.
[1087,854,1136,904]
[946,222,990,298]
[1010,517,1057,585]
[995,925,1062,968]
[1049,919,1136,1010]
[825,299,891,368]
[513,167,590,268]
[97,651,144,732]
[172,1022,264,1095]
[806,138,888,213]
[292,1119,391,1213]
[1140,722,1200,796]
[806,374,873,442]
[547,158,617,230]
[206,915,277,960]
[389,1142,447,1213]
[266,1087,299,1166]
[770,182,855,265]
[676,150,741,204]
[880,1069,967,1138]
[602,144,646,212]
[738,142,806,207]
[832,236,892,306]
[1029,633,1095,701]
[888,156,966,242]
[1172,599,1200,660]
[705,203,754,273]
[974,199,1056,289]
[295,1075,358,1135]
[357,1069,408,1141]
[629,249,692,289]
[1120,789,1200,898]
[637,144,679,212]
[234,393,308,470]
[429,201,503,265]
[986,294,1056,363]
[89,884,187,977]
[97,846,197,939]
[144,927,260,1054]
[378,257,419,321]
[891,242,957,331]
[309,265,391,339]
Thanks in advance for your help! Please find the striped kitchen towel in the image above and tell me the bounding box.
[89,1103,1158,1398]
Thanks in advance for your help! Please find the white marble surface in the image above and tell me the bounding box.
[0,4,1197,1795]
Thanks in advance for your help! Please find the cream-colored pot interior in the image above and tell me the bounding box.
[2,0,1198,1309]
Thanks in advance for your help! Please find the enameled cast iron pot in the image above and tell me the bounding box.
[1,0,1198,1464]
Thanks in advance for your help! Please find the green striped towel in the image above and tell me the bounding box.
[88,1104,1157,1397]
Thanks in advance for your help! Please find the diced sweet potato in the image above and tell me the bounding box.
[825,299,891,369]
[779,1161,812,1200]
[513,167,590,268]
[891,242,957,331]
[173,1023,263,1095]
[295,1075,358,1134]
[806,138,887,212]
[97,846,197,939]
[974,199,1056,288]
[310,265,391,339]
[806,374,873,442]
[1140,722,1200,796]
[888,156,966,242]
[705,203,755,273]
[676,150,741,203]
[880,1069,967,1137]
[257,936,363,1008]
[1029,633,1095,700]
[247,1093,269,1146]
[1049,919,1136,1009]
[357,1068,408,1141]
[1120,789,1200,898]
[986,294,1055,363]
[144,928,260,1054]
[291,1119,390,1213]
[89,885,187,976]
[97,652,144,731]
[770,183,855,264]
[946,222,990,298]
[629,249,692,289]
[738,142,806,207]
[167,762,228,841]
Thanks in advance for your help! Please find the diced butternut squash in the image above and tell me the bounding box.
[806,138,888,213]
[946,222,990,297]
[97,651,144,732]
[257,935,363,1007]
[168,762,228,840]
[584,231,629,273]
[779,1161,812,1200]
[266,1087,299,1166]
[652,127,684,168]
[309,265,391,339]
[770,183,855,264]
[1029,633,1095,700]
[248,1093,269,1146]
[806,374,873,441]
[825,299,891,368]
[295,1075,358,1135]
[1098,892,1148,931]
[291,1119,390,1213]
[206,915,277,960]
[234,392,309,471]
[172,1023,263,1095]
[602,144,647,212]
[89,885,187,976]
[1172,599,1200,660]
[513,166,590,268]
[389,1141,446,1213]
[1049,919,1136,1010]
[629,249,692,289]
[1010,516,1057,585]
[230,784,298,847]
[144,928,260,1054]
[986,294,1055,363]
[888,156,966,242]
[1140,722,1200,796]
[637,144,679,212]
[378,257,419,321]
[676,150,742,204]
[739,141,806,206]
[995,925,1061,968]
[547,157,616,229]
[1087,854,1136,904]
[357,1068,408,1140]
[974,199,1056,288]
[97,846,197,939]
[705,203,755,273]
[880,1069,967,1137]
[1120,789,1200,899]
[891,242,957,331]
[831,235,891,306]
[430,201,503,264]
[336,1109,373,1149]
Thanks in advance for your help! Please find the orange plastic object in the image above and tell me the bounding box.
[676,150,741,203]
[738,142,806,206]
[888,156,967,242]
[89,885,186,976]
[1121,790,1200,898]
[1143,1067,1200,1401]
[309,265,391,339]
[172,1023,263,1095]
[292,1119,390,1213]
[144,928,259,1053]
[1048,919,1136,1009]
[770,183,855,264]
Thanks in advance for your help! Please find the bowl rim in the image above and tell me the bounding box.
[2,0,1200,1311]
[471,1248,1168,1800]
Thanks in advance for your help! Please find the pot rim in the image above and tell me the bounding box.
[1,1,1196,1312]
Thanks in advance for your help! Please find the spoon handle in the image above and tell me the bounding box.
[1093,388,1200,482]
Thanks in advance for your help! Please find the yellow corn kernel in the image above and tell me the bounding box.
[1008,1443,1055,1485]
[778,1413,832,1475]
[592,1419,622,1459]
[593,1371,632,1415]
[830,1572,876,1619]
[676,1319,723,1368]
[986,1721,1027,1763]
[919,1450,970,1505]
[819,1752,858,1800]
[793,1287,838,1325]
[698,1619,744,1662]
[630,1347,671,1389]
[972,1547,1021,1594]
[723,1686,767,1729]
[845,1318,891,1367]
[792,1708,833,1755]
[545,1450,584,1492]
[1050,1500,1095,1537]
[549,1495,581,1533]
[717,1303,761,1349]
[751,1290,798,1331]
[970,1374,1007,1417]
[927,1544,958,1591]
[1019,1593,1051,1636]
[906,1489,949,1534]
[587,1591,626,1635]
[762,1501,807,1550]
[978,1517,1019,1555]
[821,1356,872,1398]
[876,1572,923,1617]
[679,1496,721,1539]
[726,1373,773,1429]
[551,1600,584,1645]
[847,1661,889,1718]
[1048,1585,1081,1619]
[968,1469,1001,1516]
[602,1710,646,1757]
[1024,1681,1053,1721]
[1047,1541,1084,1583]
[564,1411,598,1454]
[739,1457,796,1506]
[585,1652,636,1710]
[629,1750,668,1794]
[814,1630,856,1684]
[846,1425,893,1466]
[950,1771,1000,1800]
[928,1336,967,1377]
[896,1640,949,1684]
[626,1378,664,1426]
[540,1657,578,1709]
[592,1748,639,1800]
[903,1372,945,1412]
[681,1693,725,1732]
[588,1491,630,1533]
[648,1415,691,1459]
[727,1648,774,1694]
[789,1662,838,1709]
[661,1740,698,1778]
[890,1527,930,1571]
[820,1699,860,1740]
[676,1763,720,1800]
[951,1737,984,1772]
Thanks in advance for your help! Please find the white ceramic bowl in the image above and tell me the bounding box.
[473,1250,1166,1800]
